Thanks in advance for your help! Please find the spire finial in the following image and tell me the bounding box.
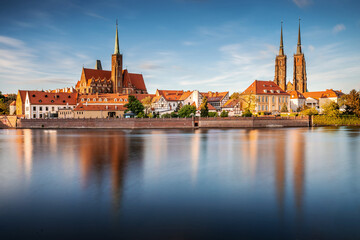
[114,19,120,55]
[279,20,284,56]
[297,18,302,54]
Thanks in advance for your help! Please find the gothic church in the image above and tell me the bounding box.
[274,20,307,93]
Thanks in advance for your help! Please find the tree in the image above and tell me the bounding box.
[178,105,196,118]
[242,109,252,117]
[301,107,318,116]
[230,92,241,100]
[170,112,178,118]
[322,101,341,118]
[124,95,144,115]
[281,103,288,113]
[141,96,153,115]
[240,94,257,112]
[200,97,208,117]
[161,113,171,118]
[0,98,8,115]
[220,110,228,117]
[342,89,360,117]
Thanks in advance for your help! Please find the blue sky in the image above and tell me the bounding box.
[1,0,359,94]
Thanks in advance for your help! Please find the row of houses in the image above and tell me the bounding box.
[13,81,344,119]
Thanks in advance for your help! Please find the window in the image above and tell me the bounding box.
[81,98,84,101]
[52,107,55,111]
[99,98,102,102]
[272,96,275,103]
[262,96,264,102]
[266,96,268,102]
[45,107,48,111]
[87,98,90,102]
[93,98,96,101]
[33,106,36,111]
[33,114,36,118]
[266,105,268,111]
[261,105,264,111]
[39,114,42,118]
[114,98,117,102]
[39,100,42,103]
[39,107,42,111]
[51,100,54,103]
[45,95,48,98]
[104,98,107,102]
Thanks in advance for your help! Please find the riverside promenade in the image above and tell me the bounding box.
[0,116,311,129]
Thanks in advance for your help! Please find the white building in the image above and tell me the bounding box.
[152,90,184,114]
[24,91,77,119]
[288,90,306,112]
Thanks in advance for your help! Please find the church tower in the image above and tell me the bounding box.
[274,22,287,91]
[293,19,307,93]
[111,21,123,93]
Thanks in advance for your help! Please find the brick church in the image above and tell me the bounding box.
[274,20,307,93]
[75,23,148,95]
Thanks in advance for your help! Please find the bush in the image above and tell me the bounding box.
[161,113,171,118]
[208,112,218,117]
[322,101,341,118]
[242,109,252,117]
[220,110,229,117]
[301,107,318,116]
[137,112,146,118]
[313,115,360,126]
[281,103,288,113]
[170,112,178,118]
[178,105,196,118]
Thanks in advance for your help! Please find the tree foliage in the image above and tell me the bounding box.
[178,105,196,118]
[240,94,257,111]
[124,95,144,115]
[281,103,288,113]
[200,97,208,117]
[322,101,341,118]
[208,112,218,117]
[242,109,252,117]
[141,96,153,114]
[230,92,241,100]
[220,110,229,117]
[342,89,360,117]
[301,107,318,116]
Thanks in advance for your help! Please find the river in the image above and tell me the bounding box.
[0,127,359,239]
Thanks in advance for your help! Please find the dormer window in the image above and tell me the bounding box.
[104,98,107,102]
[270,90,274,93]
[87,98,90,102]
[81,98,84,101]
[68,96,71,98]
[45,95,48,98]
[63,100,66,103]
[277,90,280,93]
[263,90,267,93]
[39,100,42,103]
[120,98,123,101]
[114,98,117,102]
[99,98,102,102]
[51,100,54,103]
[32,94,36,97]
[93,98,96,101]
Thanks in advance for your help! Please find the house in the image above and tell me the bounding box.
[288,90,306,112]
[23,91,77,119]
[9,101,16,115]
[179,90,203,108]
[221,99,242,116]
[200,91,229,111]
[241,80,290,113]
[66,103,127,119]
[152,90,184,114]
[303,89,344,112]
[16,90,27,116]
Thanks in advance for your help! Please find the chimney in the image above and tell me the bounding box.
[95,60,102,70]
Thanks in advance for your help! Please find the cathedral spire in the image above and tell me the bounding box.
[279,21,284,56]
[296,18,302,54]
[114,20,120,55]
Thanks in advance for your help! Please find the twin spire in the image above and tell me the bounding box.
[278,19,302,56]
[114,20,120,55]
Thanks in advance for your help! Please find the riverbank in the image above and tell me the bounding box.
[313,115,360,126]
[0,116,312,129]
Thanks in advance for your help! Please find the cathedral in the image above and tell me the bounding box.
[274,20,307,93]
[75,23,148,95]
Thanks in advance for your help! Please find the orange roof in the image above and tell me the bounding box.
[179,91,193,101]
[74,103,127,111]
[18,90,28,103]
[288,90,305,99]
[123,70,147,91]
[27,91,78,105]
[242,80,289,96]
[78,93,154,104]
[197,103,216,111]
[156,90,184,101]
[303,89,344,100]
[83,68,111,81]
[223,99,239,108]
[10,101,16,106]
[201,91,228,102]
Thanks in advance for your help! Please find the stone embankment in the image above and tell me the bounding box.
[7,116,311,129]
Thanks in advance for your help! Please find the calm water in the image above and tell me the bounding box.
[0,127,360,239]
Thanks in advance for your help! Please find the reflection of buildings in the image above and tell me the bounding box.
[274,131,286,216]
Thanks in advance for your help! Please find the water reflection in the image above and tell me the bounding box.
[1,127,359,239]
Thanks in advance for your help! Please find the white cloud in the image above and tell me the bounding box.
[333,24,346,34]
[0,36,25,48]
[292,0,313,8]
[308,45,315,52]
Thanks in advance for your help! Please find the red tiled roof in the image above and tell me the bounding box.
[201,91,228,102]
[10,101,16,106]
[74,103,126,111]
[241,80,289,96]
[78,93,154,104]
[18,90,28,103]
[288,90,305,99]
[27,91,78,105]
[179,91,193,101]
[197,103,216,111]
[83,68,111,80]
[303,89,344,100]
[223,99,239,108]
[156,90,184,101]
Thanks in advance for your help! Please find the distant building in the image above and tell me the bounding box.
[152,90,184,114]
[274,20,307,93]
[20,91,77,119]
[75,23,147,95]
[9,101,16,115]
[221,99,242,116]
[242,80,290,113]
[288,90,306,112]
[303,89,344,112]
[62,103,127,119]
[200,91,229,111]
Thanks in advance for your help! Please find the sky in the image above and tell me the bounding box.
[0,0,360,94]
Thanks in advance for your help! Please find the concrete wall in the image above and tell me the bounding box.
[199,116,310,128]
[0,116,17,128]
[17,118,194,129]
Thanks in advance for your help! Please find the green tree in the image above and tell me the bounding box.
[178,105,196,118]
[137,112,146,118]
[0,98,8,115]
[200,97,208,117]
[124,95,144,115]
[161,113,171,118]
[220,110,229,117]
[322,101,341,118]
[281,103,288,113]
[170,112,178,118]
[301,107,318,116]
[242,109,252,117]
[208,112,218,117]
[342,89,360,117]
